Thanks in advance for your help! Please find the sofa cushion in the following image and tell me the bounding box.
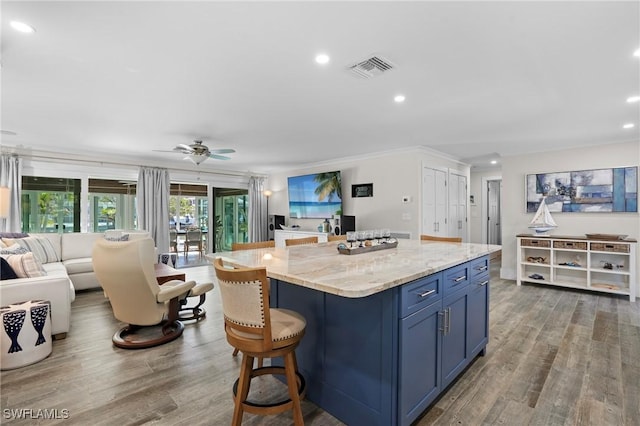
[61,233,105,261]
[0,257,18,280]
[1,253,47,278]
[62,257,94,275]
[3,236,60,264]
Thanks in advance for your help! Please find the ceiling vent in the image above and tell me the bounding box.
[347,55,395,79]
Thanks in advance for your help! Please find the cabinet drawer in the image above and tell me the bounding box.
[469,256,489,278]
[471,273,490,289]
[443,264,469,296]
[521,239,550,248]
[399,273,442,318]
[553,240,586,250]
[590,242,629,253]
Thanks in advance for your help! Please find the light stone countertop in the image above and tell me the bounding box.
[208,240,502,298]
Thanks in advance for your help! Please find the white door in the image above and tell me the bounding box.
[448,173,467,241]
[422,167,447,237]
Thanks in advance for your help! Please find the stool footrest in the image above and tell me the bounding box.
[232,366,306,414]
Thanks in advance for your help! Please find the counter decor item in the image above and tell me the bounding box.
[337,239,398,255]
[528,197,557,236]
[585,233,628,241]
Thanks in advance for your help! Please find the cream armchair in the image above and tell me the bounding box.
[92,237,202,349]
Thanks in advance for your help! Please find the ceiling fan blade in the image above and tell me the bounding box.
[209,154,231,160]
[175,143,195,153]
[209,148,235,154]
[153,149,182,153]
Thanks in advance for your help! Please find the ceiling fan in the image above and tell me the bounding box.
[155,140,235,165]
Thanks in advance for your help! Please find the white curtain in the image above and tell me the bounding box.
[137,167,170,252]
[248,176,267,242]
[0,155,22,232]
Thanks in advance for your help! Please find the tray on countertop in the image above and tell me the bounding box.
[338,240,398,255]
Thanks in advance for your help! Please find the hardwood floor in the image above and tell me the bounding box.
[1,262,638,425]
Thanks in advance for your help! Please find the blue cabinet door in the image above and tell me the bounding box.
[441,289,468,388]
[399,299,442,426]
[467,273,489,357]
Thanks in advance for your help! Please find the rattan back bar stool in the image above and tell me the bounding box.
[420,234,462,243]
[213,258,306,425]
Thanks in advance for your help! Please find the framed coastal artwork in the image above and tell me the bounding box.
[526,166,638,213]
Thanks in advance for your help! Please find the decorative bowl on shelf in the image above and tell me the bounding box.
[585,234,628,241]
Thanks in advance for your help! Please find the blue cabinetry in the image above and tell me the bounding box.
[271,255,490,426]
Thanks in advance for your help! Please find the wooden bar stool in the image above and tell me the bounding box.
[420,234,462,243]
[229,240,276,364]
[214,258,306,425]
[285,236,318,246]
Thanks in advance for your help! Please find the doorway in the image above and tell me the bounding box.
[486,179,502,245]
[213,188,249,252]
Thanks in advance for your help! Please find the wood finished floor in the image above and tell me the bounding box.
[1,261,639,425]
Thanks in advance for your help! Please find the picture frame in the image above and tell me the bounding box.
[526,166,638,213]
[351,183,373,198]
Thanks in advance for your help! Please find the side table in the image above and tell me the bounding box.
[1,300,52,370]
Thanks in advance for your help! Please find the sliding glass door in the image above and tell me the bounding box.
[213,188,248,252]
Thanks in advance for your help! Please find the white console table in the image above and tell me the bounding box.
[517,234,637,302]
[274,229,329,248]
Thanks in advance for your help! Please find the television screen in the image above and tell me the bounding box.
[288,171,342,219]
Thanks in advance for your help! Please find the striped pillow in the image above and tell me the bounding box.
[3,236,60,264]
[1,253,47,278]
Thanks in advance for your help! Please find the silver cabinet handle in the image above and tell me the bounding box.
[476,265,488,272]
[479,280,489,286]
[445,307,451,335]
[453,275,467,282]
[439,311,446,333]
[418,289,436,298]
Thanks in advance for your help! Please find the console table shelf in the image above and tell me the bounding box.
[517,234,637,302]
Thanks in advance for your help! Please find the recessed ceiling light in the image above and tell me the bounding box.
[634,48,640,57]
[623,123,635,129]
[490,160,497,165]
[315,54,330,65]
[394,95,406,103]
[10,21,35,33]
[627,96,640,103]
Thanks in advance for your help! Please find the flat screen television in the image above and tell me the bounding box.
[288,171,342,219]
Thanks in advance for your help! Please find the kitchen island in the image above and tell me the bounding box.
[211,239,501,426]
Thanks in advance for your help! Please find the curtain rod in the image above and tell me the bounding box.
[7,150,267,178]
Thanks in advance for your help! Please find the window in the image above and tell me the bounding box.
[88,179,137,232]
[21,176,81,233]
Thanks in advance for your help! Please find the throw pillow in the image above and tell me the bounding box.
[0,244,30,255]
[1,253,47,278]
[3,236,60,264]
[0,257,19,280]
[104,234,130,242]
[0,232,29,239]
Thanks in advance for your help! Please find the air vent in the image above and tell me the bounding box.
[347,55,395,79]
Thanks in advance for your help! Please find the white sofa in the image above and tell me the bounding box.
[0,231,150,338]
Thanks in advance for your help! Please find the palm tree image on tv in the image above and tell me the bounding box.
[288,171,343,218]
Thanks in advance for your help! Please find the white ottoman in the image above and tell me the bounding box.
[1,300,52,370]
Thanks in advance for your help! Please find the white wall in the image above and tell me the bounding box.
[500,140,640,285]
[267,148,469,239]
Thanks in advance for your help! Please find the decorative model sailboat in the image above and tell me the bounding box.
[528,197,557,236]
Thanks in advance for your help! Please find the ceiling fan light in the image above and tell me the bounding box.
[185,154,208,165]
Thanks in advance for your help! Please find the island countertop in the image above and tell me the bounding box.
[208,240,501,298]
